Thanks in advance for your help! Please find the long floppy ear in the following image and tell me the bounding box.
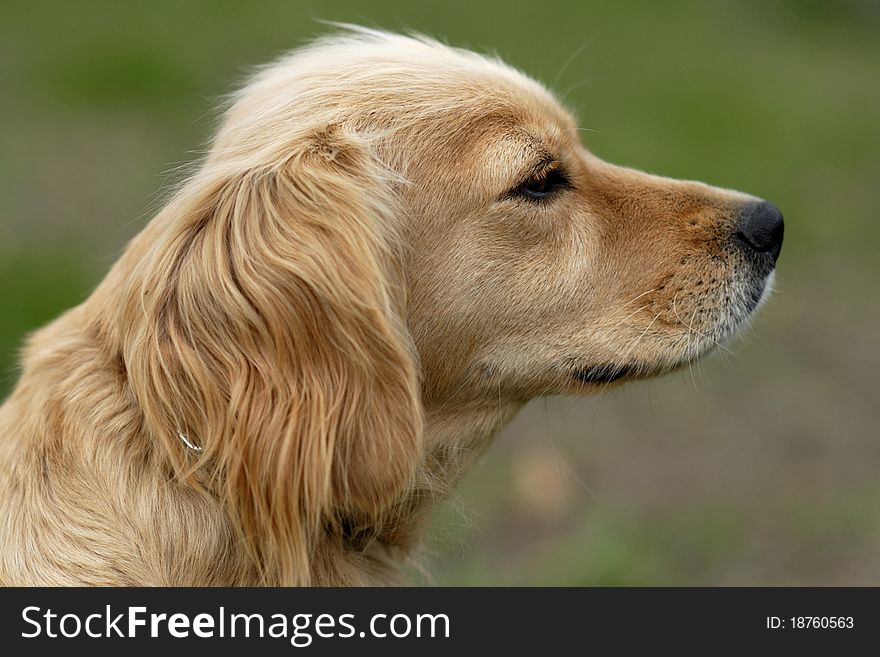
[119,125,423,584]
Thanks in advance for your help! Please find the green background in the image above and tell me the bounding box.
[2,0,878,584]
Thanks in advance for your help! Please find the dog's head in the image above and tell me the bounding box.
[116,28,781,582]
[308,33,781,403]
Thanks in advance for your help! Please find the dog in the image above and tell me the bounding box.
[0,28,782,585]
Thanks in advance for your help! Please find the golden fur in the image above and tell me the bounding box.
[0,28,778,585]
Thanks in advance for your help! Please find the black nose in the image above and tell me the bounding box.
[735,201,784,262]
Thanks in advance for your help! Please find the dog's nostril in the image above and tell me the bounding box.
[735,200,784,262]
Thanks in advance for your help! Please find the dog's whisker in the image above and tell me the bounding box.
[618,287,659,310]
[612,309,663,373]
[686,306,700,389]
[564,126,603,135]
[550,37,596,91]
[672,294,736,357]
[558,76,601,103]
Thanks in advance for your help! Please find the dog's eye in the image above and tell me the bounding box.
[515,165,569,200]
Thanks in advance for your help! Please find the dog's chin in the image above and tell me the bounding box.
[572,361,669,387]
[571,352,703,389]
[573,363,638,385]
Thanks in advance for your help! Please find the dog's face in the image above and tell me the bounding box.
[393,56,783,404]
[213,31,782,411]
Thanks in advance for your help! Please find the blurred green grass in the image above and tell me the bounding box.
[2,0,878,584]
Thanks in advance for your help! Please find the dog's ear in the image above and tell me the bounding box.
[119,125,423,584]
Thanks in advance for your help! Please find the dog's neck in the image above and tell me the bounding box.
[422,399,525,484]
[345,397,525,557]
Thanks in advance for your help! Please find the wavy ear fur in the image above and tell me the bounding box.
[119,125,423,584]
